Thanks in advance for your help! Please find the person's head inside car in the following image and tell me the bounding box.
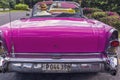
[40,2,48,11]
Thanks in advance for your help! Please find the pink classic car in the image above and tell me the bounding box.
[0,1,119,76]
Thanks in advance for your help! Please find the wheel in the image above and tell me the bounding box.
[110,70,117,76]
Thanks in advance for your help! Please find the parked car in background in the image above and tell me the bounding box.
[0,1,119,76]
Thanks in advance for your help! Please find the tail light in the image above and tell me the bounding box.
[0,31,7,57]
[0,41,2,47]
[110,40,119,47]
[0,41,5,55]
[106,40,119,54]
[0,37,7,56]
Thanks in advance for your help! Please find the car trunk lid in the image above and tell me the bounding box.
[2,18,107,58]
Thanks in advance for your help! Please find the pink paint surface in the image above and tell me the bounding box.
[0,17,112,57]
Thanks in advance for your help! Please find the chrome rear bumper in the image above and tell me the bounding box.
[0,57,118,76]
[6,58,106,73]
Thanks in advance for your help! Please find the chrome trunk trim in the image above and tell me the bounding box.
[14,53,101,56]
[8,58,106,63]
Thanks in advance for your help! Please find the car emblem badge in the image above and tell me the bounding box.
[53,44,58,49]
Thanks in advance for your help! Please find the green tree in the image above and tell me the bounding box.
[0,0,15,10]
[0,0,9,10]
[81,0,120,14]
[19,0,24,4]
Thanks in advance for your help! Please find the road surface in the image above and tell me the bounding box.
[0,11,29,26]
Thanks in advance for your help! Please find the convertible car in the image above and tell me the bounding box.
[0,1,119,76]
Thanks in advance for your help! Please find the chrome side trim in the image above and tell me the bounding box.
[8,58,107,63]
[14,53,101,56]
[109,28,118,40]
[109,28,118,34]
[11,45,15,58]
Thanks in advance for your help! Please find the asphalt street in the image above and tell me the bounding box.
[0,11,29,26]
[0,11,120,80]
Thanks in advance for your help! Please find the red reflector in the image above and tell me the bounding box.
[111,41,119,47]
